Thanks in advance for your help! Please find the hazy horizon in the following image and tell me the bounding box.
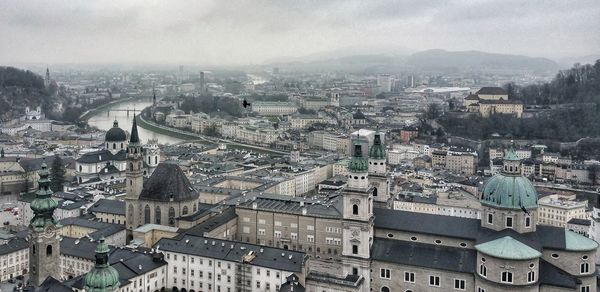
[1,0,599,66]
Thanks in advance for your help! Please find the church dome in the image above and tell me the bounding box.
[84,238,120,292]
[353,110,365,119]
[481,174,538,210]
[105,120,127,142]
[481,148,537,210]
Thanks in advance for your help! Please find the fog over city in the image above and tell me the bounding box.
[1,0,599,66]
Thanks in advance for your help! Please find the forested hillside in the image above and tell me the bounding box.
[440,60,600,142]
[0,66,54,120]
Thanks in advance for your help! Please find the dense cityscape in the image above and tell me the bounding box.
[1,1,600,292]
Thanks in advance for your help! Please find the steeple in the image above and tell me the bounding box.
[84,237,120,292]
[29,162,58,231]
[369,131,386,160]
[152,87,157,106]
[44,67,51,87]
[129,115,140,144]
[347,137,369,189]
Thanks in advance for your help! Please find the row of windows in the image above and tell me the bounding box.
[479,265,535,283]
[380,269,466,290]
[486,213,531,228]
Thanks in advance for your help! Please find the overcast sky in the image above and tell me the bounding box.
[1,0,598,66]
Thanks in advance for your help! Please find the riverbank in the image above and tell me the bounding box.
[79,95,153,121]
[137,113,288,156]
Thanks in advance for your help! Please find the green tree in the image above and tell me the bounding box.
[50,155,66,192]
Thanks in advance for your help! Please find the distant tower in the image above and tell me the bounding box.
[341,138,374,284]
[44,67,51,88]
[125,116,144,231]
[83,237,120,292]
[152,87,157,106]
[199,71,206,95]
[368,130,391,207]
[144,138,160,171]
[330,91,340,107]
[290,144,300,163]
[28,163,61,287]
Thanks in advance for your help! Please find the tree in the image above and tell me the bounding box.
[50,155,66,192]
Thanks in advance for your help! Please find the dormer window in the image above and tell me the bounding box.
[505,217,513,228]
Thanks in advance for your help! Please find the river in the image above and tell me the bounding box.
[87,99,184,145]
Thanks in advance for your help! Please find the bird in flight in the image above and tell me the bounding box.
[242,99,251,108]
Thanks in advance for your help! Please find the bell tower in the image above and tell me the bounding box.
[368,130,390,207]
[125,116,144,230]
[28,162,61,287]
[341,139,374,290]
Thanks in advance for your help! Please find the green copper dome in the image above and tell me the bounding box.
[504,147,520,161]
[84,237,120,292]
[29,163,59,231]
[348,142,368,173]
[369,131,386,159]
[481,173,538,210]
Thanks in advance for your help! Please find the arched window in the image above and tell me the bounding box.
[527,270,535,282]
[155,206,161,225]
[193,203,197,212]
[120,143,123,149]
[352,204,359,215]
[79,165,82,172]
[129,163,134,171]
[46,245,52,256]
[381,287,390,292]
[373,187,378,197]
[182,206,189,215]
[155,156,158,164]
[144,205,151,224]
[501,271,513,283]
[32,245,36,255]
[148,157,151,164]
[168,207,176,226]
[479,264,487,277]
[581,262,590,274]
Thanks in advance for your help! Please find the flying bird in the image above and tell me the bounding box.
[242,99,251,108]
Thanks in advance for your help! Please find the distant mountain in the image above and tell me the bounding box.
[262,49,559,74]
[556,54,600,69]
[404,49,559,73]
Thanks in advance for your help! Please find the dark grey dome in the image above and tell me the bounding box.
[105,120,127,142]
[139,163,198,202]
[353,110,365,119]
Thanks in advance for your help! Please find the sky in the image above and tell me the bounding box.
[0,0,598,66]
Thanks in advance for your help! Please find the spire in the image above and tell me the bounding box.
[129,116,140,144]
[152,87,156,106]
[29,162,58,231]
[84,237,120,292]
[1,147,4,158]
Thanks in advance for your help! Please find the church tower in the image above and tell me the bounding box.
[125,116,144,230]
[368,130,391,207]
[341,139,374,291]
[44,67,51,88]
[83,237,120,292]
[28,163,61,287]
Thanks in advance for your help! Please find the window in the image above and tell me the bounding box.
[307,225,314,231]
[525,216,531,227]
[487,213,493,224]
[501,271,513,283]
[404,272,415,283]
[581,286,590,292]
[505,217,513,228]
[580,262,590,274]
[454,279,465,290]
[429,275,440,287]
[46,245,52,256]
[352,204,359,215]
[527,270,535,282]
[243,227,250,234]
[479,264,487,277]
[381,287,390,292]
[352,245,358,255]
[380,268,391,279]
[478,288,485,292]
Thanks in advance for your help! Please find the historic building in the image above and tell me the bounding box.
[368,130,390,208]
[465,87,524,118]
[75,119,159,185]
[125,116,199,233]
[82,238,120,292]
[370,149,598,292]
[28,162,61,287]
